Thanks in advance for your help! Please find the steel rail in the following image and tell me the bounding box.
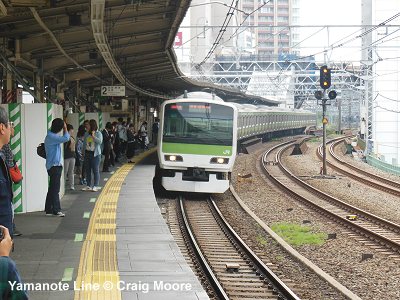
[178,196,229,300]
[327,137,400,190]
[209,198,301,300]
[261,140,400,254]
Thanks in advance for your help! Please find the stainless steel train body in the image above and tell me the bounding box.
[157,92,315,193]
[233,103,316,140]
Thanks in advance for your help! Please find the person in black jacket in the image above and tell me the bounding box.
[152,118,159,146]
[102,122,113,172]
[126,124,136,163]
[64,124,76,190]
[0,107,13,237]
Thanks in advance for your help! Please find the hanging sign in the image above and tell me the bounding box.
[101,86,125,97]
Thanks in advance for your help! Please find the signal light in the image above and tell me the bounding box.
[328,90,337,100]
[320,65,331,89]
[314,91,323,100]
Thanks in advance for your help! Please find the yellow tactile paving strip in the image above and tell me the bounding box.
[74,148,156,300]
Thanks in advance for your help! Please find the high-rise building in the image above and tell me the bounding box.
[176,0,298,65]
[370,0,400,165]
[174,0,300,105]
[239,0,298,58]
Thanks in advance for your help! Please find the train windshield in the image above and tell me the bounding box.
[163,102,234,146]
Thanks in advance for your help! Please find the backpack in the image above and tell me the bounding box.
[37,143,46,159]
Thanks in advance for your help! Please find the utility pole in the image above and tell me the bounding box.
[337,98,341,133]
[315,65,336,176]
[322,93,328,175]
[361,0,373,150]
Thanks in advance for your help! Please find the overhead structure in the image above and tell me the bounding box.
[182,57,364,110]
[0,0,279,105]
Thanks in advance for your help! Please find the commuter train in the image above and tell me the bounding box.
[157,92,315,193]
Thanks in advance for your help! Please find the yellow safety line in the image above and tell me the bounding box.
[74,148,157,300]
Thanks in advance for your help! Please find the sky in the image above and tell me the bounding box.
[298,0,362,62]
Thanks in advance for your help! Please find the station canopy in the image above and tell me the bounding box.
[0,0,279,105]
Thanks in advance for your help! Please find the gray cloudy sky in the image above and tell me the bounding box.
[298,0,362,62]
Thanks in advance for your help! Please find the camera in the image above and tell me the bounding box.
[0,227,4,241]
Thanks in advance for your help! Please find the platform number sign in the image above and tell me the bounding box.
[101,86,125,97]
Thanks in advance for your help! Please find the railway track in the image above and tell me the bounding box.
[262,140,400,257]
[317,137,400,197]
[178,196,300,300]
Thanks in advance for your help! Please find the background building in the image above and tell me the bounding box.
[371,0,400,165]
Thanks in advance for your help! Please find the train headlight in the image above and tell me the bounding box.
[210,157,229,164]
[165,155,183,162]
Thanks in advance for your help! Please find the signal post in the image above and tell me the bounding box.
[315,65,337,176]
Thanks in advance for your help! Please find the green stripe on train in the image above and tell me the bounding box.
[162,143,233,156]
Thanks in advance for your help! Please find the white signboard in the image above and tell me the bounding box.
[101,86,125,97]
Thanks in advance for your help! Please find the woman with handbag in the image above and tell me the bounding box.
[82,119,103,192]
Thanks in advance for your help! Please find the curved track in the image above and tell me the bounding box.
[178,196,300,300]
[317,137,400,197]
[262,140,400,256]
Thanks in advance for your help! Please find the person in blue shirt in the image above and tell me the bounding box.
[0,225,28,299]
[44,118,70,217]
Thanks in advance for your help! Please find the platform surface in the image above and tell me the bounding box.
[11,150,208,300]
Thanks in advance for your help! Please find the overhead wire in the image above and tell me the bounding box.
[373,104,400,113]
[285,11,400,63]
[197,0,239,67]
[375,93,400,103]
[175,26,212,49]
[222,0,272,46]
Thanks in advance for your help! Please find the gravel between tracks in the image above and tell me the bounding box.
[215,138,400,300]
[336,142,400,182]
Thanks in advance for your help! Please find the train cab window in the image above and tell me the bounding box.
[163,102,234,146]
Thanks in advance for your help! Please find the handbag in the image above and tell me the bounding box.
[37,143,46,159]
[9,162,23,184]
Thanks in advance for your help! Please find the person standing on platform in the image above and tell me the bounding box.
[75,125,86,185]
[111,122,119,164]
[0,125,22,237]
[126,124,136,163]
[118,120,127,156]
[64,124,76,190]
[152,118,159,146]
[82,120,90,182]
[102,122,113,172]
[0,225,28,299]
[0,107,13,236]
[140,121,148,150]
[82,119,103,192]
[44,118,70,217]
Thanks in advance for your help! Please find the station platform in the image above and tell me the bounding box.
[11,148,208,300]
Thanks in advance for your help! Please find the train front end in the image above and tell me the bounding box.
[158,99,237,193]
